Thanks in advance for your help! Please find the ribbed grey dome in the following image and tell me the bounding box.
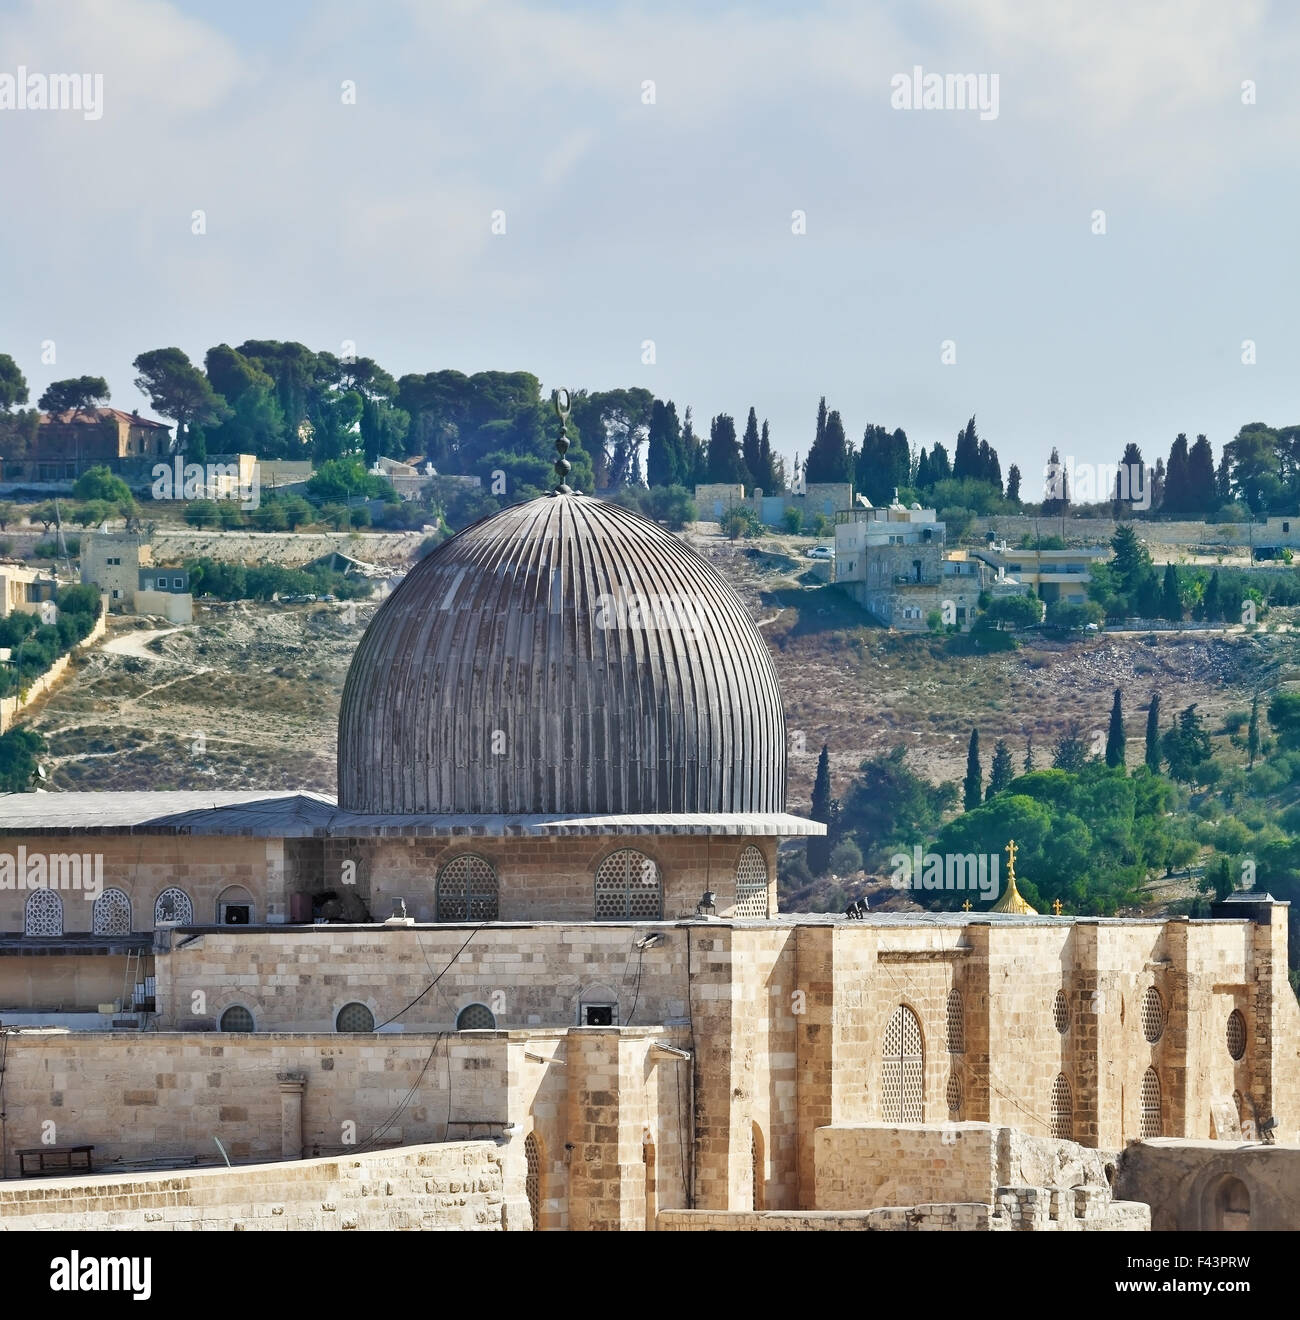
[337,493,786,815]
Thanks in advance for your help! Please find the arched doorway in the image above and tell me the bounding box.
[1211,1176,1251,1231]
[882,1004,924,1122]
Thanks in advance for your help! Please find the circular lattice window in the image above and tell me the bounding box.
[1054,990,1070,1035]
[1227,1010,1247,1061]
[336,1002,375,1033]
[1141,987,1166,1043]
[946,1073,963,1116]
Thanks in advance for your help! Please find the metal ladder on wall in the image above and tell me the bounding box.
[115,947,153,1028]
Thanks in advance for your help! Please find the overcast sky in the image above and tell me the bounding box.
[1,0,1296,485]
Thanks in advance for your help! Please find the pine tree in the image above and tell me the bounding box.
[1024,735,1036,772]
[1160,563,1183,621]
[986,739,1014,799]
[808,743,832,874]
[963,729,983,811]
[741,407,761,490]
[1005,463,1021,504]
[1145,693,1161,773]
[1247,691,1260,768]
[1105,688,1126,767]
[1052,720,1088,773]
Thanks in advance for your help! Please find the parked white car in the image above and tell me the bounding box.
[806,546,835,561]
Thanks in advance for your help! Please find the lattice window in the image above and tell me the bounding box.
[946,989,965,1053]
[24,888,63,937]
[457,1002,496,1030]
[1140,1068,1162,1138]
[435,854,499,922]
[947,1072,963,1118]
[751,1124,765,1210]
[594,849,662,921]
[92,888,131,935]
[220,1005,254,1032]
[1050,1074,1073,1140]
[1227,1010,1246,1061]
[524,1132,542,1230]
[336,1002,375,1032]
[881,1004,924,1123]
[733,846,769,918]
[154,887,193,925]
[1141,987,1166,1043]
[1054,990,1070,1035]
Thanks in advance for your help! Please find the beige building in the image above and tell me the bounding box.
[1,480,1297,1232]
[79,529,192,622]
[0,562,58,619]
[974,544,1108,607]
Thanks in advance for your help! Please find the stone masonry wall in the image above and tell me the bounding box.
[0,1141,512,1231]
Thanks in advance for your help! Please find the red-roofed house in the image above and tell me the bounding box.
[8,408,172,482]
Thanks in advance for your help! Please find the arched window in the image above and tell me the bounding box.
[1227,1010,1247,1061]
[1051,1074,1073,1140]
[436,854,499,922]
[216,885,254,925]
[220,1005,254,1032]
[594,849,662,920]
[751,1123,766,1210]
[456,1003,496,1031]
[24,889,63,937]
[881,1004,924,1122]
[92,888,132,935]
[154,887,193,926]
[525,1131,543,1231]
[1139,1068,1162,1138]
[336,1002,375,1032]
[946,989,965,1053]
[733,846,769,918]
[1141,987,1166,1043]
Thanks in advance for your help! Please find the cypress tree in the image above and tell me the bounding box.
[1023,734,1036,772]
[757,419,776,492]
[1160,563,1183,621]
[1203,570,1221,622]
[808,743,832,874]
[1005,463,1021,504]
[1187,434,1216,514]
[929,441,951,482]
[915,447,932,490]
[1145,693,1161,772]
[986,739,1014,799]
[706,413,745,483]
[963,729,983,811]
[1105,688,1126,768]
[1247,691,1260,768]
[1164,433,1191,515]
[741,407,761,490]
[646,399,682,488]
[954,417,980,481]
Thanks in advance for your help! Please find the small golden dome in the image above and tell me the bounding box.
[991,839,1038,915]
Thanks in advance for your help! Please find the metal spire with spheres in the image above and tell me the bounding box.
[551,388,577,495]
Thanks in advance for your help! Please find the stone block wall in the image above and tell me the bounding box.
[0,1141,512,1231]
[154,923,694,1032]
